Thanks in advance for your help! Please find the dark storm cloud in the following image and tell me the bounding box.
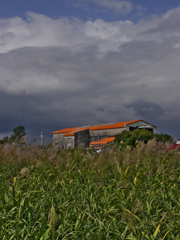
[1,8,180,142]
[125,100,180,138]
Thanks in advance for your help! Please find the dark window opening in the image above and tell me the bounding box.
[129,126,138,131]
[89,136,98,143]
[143,128,153,133]
[99,135,108,140]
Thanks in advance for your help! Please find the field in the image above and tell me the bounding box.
[0,141,180,239]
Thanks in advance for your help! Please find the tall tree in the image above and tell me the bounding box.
[10,125,26,143]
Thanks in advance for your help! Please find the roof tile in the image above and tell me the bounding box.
[90,137,115,145]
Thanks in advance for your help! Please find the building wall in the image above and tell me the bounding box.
[75,130,89,148]
[53,133,75,149]
[64,136,75,149]
[53,133,65,149]
[89,127,126,138]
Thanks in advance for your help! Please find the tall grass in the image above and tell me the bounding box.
[0,140,180,239]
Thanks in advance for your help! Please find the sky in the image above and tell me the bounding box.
[0,0,180,144]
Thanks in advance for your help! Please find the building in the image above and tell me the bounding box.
[53,120,157,149]
[53,119,157,150]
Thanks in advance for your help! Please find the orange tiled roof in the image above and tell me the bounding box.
[64,126,92,136]
[89,119,157,131]
[53,120,157,135]
[53,127,80,134]
[90,137,115,146]
[89,120,139,131]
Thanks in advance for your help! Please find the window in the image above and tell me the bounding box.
[55,139,58,145]
[89,136,98,143]
[99,135,108,140]
[67,138,72,144]
[94,136,98,142]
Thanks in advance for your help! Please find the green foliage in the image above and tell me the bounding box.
[115,129,173,148]
[114,129,133,147]
[115,129,154,148]
[10,125,26,143]
[154,132,173,143]
[0,142,180,239]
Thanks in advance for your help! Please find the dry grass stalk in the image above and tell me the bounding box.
[19,167,30,178]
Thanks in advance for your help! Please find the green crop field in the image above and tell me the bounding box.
[0,141,180,239]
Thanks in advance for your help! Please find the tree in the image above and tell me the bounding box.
[115,129,154,148]
[154,132,172,143]
[114,130,134,148]
[10,125,26,143]
[133,128,154,144]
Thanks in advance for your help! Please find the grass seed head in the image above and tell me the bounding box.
[48,205,59,228]
[19,167,30,178]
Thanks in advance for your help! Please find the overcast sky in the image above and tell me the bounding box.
[0,0,180,143]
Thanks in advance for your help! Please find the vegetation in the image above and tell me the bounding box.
[0,136,9,144]
[114,129,173,148]
[0,140,180,239]
[0,125,26,144]
[154,132,173,144]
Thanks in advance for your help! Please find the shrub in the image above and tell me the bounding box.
[115,129,154,147]
[115,129,173,148]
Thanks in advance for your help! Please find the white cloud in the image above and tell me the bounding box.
[0,13,88,53]
[1,8,180,138]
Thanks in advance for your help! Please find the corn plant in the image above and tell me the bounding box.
[0,140,180,239]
